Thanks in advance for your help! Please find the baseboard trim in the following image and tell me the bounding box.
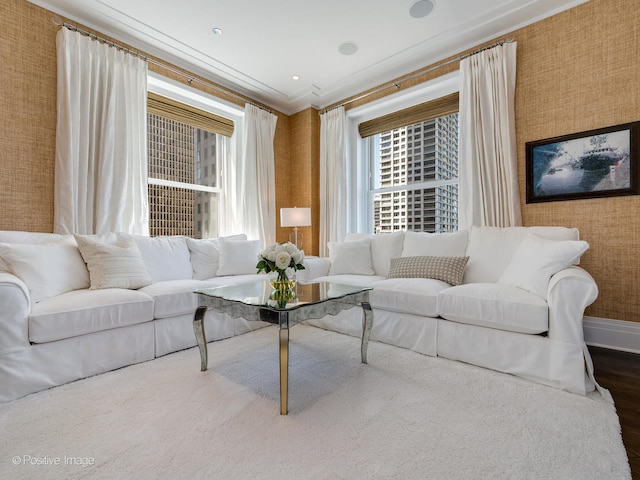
[583,316,640,354]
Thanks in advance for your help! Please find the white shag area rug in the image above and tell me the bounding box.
[0,325,630,480]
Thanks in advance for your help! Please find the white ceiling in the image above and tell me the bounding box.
[30,0,587,114]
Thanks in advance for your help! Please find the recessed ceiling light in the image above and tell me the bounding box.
[409,0,434,18]
[211,27,223,35]
[292,75,300,81]
[338,42,358,56]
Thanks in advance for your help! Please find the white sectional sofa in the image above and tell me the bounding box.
[0,225,605,404]
[0,231,270,403]
[298,226,604,397]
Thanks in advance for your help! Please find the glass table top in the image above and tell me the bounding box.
[195,280,372,311]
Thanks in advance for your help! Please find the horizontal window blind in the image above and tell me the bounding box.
[147,92,234,137]
[358,92,459,138]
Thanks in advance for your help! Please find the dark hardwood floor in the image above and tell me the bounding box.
[590,346,640,480]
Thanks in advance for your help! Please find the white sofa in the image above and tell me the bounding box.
[298,226,604,397]
[0,231,271,403]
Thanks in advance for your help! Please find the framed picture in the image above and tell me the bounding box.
[526,121,640,203]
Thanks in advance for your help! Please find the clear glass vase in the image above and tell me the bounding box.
[269,270,297,307]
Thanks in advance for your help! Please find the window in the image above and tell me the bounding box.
[367,113,459,234]
[146,75,241,239]
[147,112,222,238]
[347,71,460,234]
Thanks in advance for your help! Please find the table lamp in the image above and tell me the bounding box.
[280,207,311,249]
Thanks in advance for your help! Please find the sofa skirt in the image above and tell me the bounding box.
[305,307,438,357]
[436,319,595,395]
[0,322,155,403]
[155,311,270,358]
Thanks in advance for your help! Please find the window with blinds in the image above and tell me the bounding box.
[147,92,232,238]
[362,93,460,234]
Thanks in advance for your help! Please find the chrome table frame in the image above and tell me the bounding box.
[193,282,373,415]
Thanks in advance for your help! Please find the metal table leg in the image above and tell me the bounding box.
[361,302,373,364]
[193,306,208,371]
[279,327,289,415]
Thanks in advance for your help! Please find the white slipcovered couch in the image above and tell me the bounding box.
[298,226,605,397]
[0,231,271,403]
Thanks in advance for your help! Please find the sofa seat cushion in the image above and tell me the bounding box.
[310,274,386,287]
[437,283,548,334]
[141,275,270,319]
[201,273,270,287]
[29,288,154,343]
[139,279,205,319]
[369,278,449,317]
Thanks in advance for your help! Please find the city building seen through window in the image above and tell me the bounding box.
[369,112,459,234]
[147,113,220,239]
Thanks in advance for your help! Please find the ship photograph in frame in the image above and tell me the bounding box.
[526,121,640,203]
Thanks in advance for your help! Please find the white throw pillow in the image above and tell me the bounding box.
[463,226,580,284]
[74,235,152,290]
[186,234,247,280]
[497,233,589,298]
[216,239,262,276]
[132,235,193,282]
[370,231,405,277]
[402,230,468,257]
[328,238,375,276]
[0,242,90,303]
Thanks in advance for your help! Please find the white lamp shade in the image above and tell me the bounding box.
[280,207,311,227]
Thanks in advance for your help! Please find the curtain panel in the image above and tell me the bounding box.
[319,106,347,257]
[458,42,522,229]
[54,28,149,235]
[240,104,277,247]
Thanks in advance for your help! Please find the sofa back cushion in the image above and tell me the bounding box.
[186,234,247,280]
[463,226,580,284]
[216,239,262,276]
[328,237,375,275]
[132,235,193,282]
[401,230,468,258]
[344,231,405,277]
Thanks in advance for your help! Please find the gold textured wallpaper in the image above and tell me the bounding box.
[332,0,639,323]
[1,0,638,323]
[514,0,640,322]
[0,0,291,236]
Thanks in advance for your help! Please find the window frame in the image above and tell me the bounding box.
[345,71,460,234]
[146,72,244,237]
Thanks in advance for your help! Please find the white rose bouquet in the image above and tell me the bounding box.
[256,242,305,283]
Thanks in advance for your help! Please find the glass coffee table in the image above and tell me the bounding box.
[193,280,373,415]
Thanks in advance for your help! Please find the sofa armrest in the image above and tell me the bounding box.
[0,272,31,354]
[546,266,598,344]
[297,257,331,283]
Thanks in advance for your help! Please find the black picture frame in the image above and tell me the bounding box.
[526,121,640,203]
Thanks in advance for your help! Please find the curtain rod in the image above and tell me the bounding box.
[52,17,272,114]
[319,37,513,115]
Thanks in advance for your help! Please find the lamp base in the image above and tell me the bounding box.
[289,232,303,249]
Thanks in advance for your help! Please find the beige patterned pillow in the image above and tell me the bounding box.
[388,256,469,286]
[74,235,152,290]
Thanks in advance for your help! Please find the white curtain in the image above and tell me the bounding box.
[54,28,149,235]
[319,106,347,257]
[240,104,277,246]
[217,134,238,238]
[458,42,522,229]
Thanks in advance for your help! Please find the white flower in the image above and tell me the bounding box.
[291,250,303,265]
[261,244,280,262]
[284,243,298,255]
[275,251,292,270]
